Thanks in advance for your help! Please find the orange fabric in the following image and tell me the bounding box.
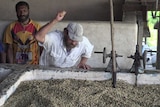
[3,20,41,64]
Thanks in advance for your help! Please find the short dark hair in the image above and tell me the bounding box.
[15,1,29,12]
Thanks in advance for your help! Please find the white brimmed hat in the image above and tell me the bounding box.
[67,22,83,42]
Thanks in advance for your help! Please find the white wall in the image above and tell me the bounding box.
[0,21,137,69]
[39,21,137,69]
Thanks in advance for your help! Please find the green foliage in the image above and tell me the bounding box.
[147,11,159,25]
[147,11,159,47]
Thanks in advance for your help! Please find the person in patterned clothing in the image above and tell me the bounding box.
[3,1,41,64]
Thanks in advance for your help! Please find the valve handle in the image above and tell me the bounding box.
[103,47,107,63]
[94,47,107,64]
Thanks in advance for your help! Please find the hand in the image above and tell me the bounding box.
[56,11,66,21]
[77,63,91,70]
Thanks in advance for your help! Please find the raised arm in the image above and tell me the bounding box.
[35,11,66,43]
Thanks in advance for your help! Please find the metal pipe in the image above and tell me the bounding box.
[156,0,159,11]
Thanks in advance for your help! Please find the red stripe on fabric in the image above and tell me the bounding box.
[12,23,23,34]
[13,22,37,34]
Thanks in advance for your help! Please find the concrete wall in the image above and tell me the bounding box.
[0,20,137,69]
[0,0,138,69]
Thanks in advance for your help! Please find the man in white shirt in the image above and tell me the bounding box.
[35,11,94,69]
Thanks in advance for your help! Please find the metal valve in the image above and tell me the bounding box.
[94,47,123,64]
[94,47,107,63]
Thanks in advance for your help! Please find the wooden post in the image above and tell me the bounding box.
[154,12,160,69]
[110,0,116,88]
[156,29,160,69]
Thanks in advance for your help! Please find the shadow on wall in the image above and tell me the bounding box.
[0,0,124,21]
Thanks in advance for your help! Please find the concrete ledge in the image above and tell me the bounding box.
[0,64,160,106]
[0,68,12,83]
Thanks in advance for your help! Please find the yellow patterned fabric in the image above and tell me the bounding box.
[3,20,41,64]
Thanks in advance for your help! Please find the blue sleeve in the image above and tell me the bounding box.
[0,42,4,52]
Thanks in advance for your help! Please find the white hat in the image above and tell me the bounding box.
[67,22,83,42]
